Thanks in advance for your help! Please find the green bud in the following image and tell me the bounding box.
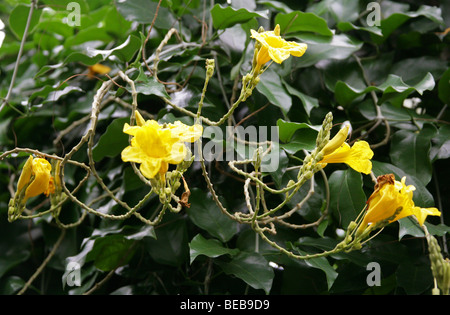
[286,180,296,188]
[205,59,215,78]
[432,287,440,295]
[349,242,362,251]
[347,221,358,233]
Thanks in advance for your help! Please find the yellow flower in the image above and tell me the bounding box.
[357,174,441,235]
[87,63,111,78]
[319,125,374,174]
[17,156,53,201]
[8,155,54,222]
[121,111,202,179]
[250,24,307,66]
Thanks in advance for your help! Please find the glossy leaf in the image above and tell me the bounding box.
[389,128,434,185]
[9,4,42,40]
[186,189,239,243]
[274,11,333,36]
[189,234,239,264]
[86,235,135,272]
[215,251,274,294]
[328,169,366,228]
[211,4,268,30]
[92,117,130,162]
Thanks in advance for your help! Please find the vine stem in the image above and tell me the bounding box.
[17,228,66,295]
[0,0,37,114]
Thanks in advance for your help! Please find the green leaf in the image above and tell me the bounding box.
[334,73,435,107]
[378,5,445,42]
[389,128,435,185]
[292,34,363,68]
[0,276,25,295]
[282,80,319,115]
[0,249,30,279]
[215,252,274,294]
[274,11,333,36]
[189,234,239,264]
[92,117,130,162]
[115,0,176,28]
[132,67,170,98]
[210,4,268,30]
[186,188,240,243]
[289,243,338,290]
[276,119,319,154]
[9,4,42,40]
[337,21,383,36]
[398,217,425,240]
[40,0,89,12]
[86,234,135,272]
[63,52,103,66]
[328,169,366,228]
[63,26,115,48]
[256,69,292,113]
[431,125,450,161]
[145,218,189,267]
[85,35,141,63]
[396,262,433,295]
[276,119,319,143]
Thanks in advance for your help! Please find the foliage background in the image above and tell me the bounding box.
[0,0,449,295]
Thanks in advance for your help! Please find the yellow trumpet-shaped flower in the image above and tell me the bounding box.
[121,111,202,179]
[357,174,441,235]
[9,155,54,221]
[318,125,374,174]
[87,63,111,79]
[250,24,307,67]
[17,156,53,201]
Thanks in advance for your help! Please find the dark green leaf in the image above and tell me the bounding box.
[85,35,141,63]
[396,262,433,294]
[145,219,189,267]
[210,4,268,30]
[379,5,445,41]
[277,119,319,144]
[92,117,130,162]
[274,11,333,36]
[256,69,292,113]
[186,188,239,243]
[328,169,366,228]
[118,1,175,30]
[334,73,435,107]
[215,251,274,294]
[389,128,435,185]
[86,234,135,272]
[9,4,42,40]
[290,243,338,290]
[292,34,363,68]
[189,234,239,264]
[132,67,170,98]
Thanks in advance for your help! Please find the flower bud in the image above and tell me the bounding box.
[321,124,350,156]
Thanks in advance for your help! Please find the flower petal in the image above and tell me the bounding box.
[25,158,52,199]
[140,158,162,179]
[17,155,33,192]
[121,145,146,164]
[413,206,441,226]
